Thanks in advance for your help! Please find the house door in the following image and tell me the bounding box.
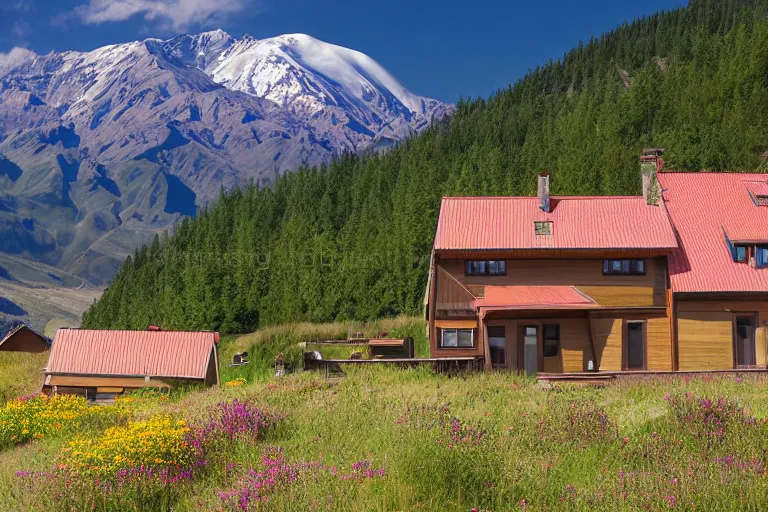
[488,326,506,368]
[519,325,538,375]
[624,321,646,370]
[734,315,757,367]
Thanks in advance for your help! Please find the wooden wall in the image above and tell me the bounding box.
[0,328,49,353]
[439,258,666,307]
[676,299,768,370]
[484,317,592,373]
[590,312,672,371]
[435,266,476,315]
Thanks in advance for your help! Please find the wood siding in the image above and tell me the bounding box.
[483,317,592,372]
[48,375,175,389]
[0,329,49,353]
[439,258,666,308]
[676,299,768,370]
[435,266,476,315]
[590,312,672,371]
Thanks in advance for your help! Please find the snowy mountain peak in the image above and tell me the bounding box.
[0,30,452,291]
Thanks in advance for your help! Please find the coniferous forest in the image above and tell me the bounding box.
[83,0,768,333]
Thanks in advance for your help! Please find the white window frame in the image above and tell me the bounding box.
[439,328,475,349]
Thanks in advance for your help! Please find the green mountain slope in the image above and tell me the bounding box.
[83,0,768,332]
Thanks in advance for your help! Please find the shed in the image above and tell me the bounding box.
[0,323,51,353]
[369,337,414,359]
[43,328,220,397]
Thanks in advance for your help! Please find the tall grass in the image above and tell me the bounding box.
[1,322,767,510]
[0,352,47,404]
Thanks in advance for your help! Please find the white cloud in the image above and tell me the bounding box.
[0,47,35,74]
[74,0,255,31]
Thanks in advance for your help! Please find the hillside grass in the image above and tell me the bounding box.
[1,320,767,510]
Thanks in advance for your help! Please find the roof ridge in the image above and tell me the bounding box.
[441,195,644,200]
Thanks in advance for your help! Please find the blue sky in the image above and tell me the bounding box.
[0,0,687,103]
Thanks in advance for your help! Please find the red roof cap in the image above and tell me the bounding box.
[46,329,218,379]
[434,196,678,251]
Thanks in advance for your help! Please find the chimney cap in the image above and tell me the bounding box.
[538,172,550,177]
[148,325,162,331]
[642,148,665,157]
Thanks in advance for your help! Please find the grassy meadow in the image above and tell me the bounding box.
[0,318,767,510]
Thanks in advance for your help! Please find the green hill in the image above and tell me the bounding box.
[84,0,768,333]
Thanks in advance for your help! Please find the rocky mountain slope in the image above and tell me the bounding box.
[0,31,451,330]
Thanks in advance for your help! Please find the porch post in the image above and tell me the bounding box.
[480,309,491,370]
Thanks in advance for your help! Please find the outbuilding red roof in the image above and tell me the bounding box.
[46,329,218,380]
[658,172,768,292]
[434,196,678,251]
[474,285,597,310]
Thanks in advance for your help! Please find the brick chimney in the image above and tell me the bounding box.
[537,173,550,213]
[640,148,664,205]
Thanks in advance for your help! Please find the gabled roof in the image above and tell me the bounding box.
[434,196,678,251]
[474,285,597,310]
[658,172,768,293]
[46,329,219,380]
[0,323,51,352]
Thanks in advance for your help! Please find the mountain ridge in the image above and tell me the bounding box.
[0,30,452,330]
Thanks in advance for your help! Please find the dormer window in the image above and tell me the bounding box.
[534,221,553,236]
[757,246,768,267]
[735,246,748,263]
[730,244,768,267]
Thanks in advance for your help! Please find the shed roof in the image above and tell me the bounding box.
[45,329,218,380]
[474,285,597,310]
[434,196,678,251]
[658,172,768,292]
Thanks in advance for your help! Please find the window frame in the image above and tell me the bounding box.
[734,245,748,263]
[465,260,507,276]
[603,259,646,276]
[622,320,647,371]
[542,324,560,358]
[438,328,476,349]
[534,221,553,236]
[755,246,768,268]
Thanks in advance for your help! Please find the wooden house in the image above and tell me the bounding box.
[42,328,220,397]
[0,323,50,353]
[659,171,768,370]
[425,150,768,374]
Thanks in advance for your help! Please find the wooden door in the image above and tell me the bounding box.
[734,315,757,367]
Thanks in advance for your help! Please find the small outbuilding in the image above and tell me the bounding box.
[43,328,220,398]
[0,323,51,353]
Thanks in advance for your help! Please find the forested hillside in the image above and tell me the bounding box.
[83,0,768,333]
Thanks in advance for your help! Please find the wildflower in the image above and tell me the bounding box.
[666,495,676,507]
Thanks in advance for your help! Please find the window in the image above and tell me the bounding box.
[756,246,768,267]
[731,245,768,266]
[488,326,506,367]
[534,221,553,235]
[542,324,560,358]
[735,246,748,263]
[439,328,475,349]
[603,260,645,275]
[465,260,506,276]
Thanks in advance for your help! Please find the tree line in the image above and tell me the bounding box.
[83,0,768,333]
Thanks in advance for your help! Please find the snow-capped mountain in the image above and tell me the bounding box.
[163,31,449,147]
[0,31,453,296]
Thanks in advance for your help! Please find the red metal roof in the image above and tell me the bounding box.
[46,329,218,379]
[474,285,596,310]
[434,196,678,251]
[658,172,768,292]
